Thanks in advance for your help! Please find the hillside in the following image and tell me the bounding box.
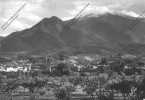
[0,13,145,55]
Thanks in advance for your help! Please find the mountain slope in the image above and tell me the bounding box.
[0,16,66,53]
[0,13,145,54]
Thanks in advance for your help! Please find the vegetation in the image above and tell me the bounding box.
[0,53,145,100]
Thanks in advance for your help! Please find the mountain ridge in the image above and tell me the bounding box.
[0,13,145,55]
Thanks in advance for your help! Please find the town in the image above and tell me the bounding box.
[0,52,145,100]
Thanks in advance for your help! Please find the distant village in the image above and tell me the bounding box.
[0,53,145,77]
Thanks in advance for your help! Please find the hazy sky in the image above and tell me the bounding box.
[0,0,145,36]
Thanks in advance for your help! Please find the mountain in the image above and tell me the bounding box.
[0,16,67,53]
[72,13,145,55]
[0,36,4,42]
[74,13,143,44]
[0,13,145,55]
[122,43,145,55]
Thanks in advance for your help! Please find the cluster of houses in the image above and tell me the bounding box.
[0,54,144,78]
[0,54,102,73]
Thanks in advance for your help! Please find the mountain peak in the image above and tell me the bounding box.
[41,16,61,23]
[51,16,60,20]
[32,16,63,32]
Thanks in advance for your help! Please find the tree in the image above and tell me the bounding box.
[109,79,133,100]
[82,77,100,100]
[2,79,20,100]
[68,76,83,86]
[21,77,47,100]
[135,78,145,100]
[110,61,124,74]
[53,82,75,100]
[83,82,98,99]
[100,58,107,65]
[53,63,70,77]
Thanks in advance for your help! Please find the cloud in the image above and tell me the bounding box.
[87,6,110,15]
[70,0,144,19]
[127,0,145,13]
[121,10,139,17]
[10,20,26,30]
[62,17,74,21]
[0,17,31,36]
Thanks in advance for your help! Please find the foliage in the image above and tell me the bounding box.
[53,63,70,77]
[100,58,107,65]
[134,78,145,100]
[98,93,115,100]
[53,82,75,100]
[21,77,47,99]
[2,79,20,100]
[82,77,107,99]
[68,76,83,86]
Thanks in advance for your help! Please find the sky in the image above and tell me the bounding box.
[0,0,145,36]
